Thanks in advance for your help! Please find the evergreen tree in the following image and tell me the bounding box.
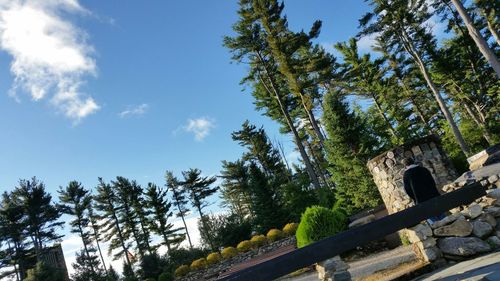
[128,180,154,253]
[323,91,382,214]
[87,203,108,275]
[71,249,107,281]
[219,159,252,221]
[13,177,63,260]
[58,181,101,278]
[181,169,218,250]
[165,171,193,249]
[360,0,471,155]
[94,178,133,273]
[144,183,184,252]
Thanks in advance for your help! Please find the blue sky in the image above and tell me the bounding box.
[0,0,375,275]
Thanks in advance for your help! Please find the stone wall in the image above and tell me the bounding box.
[176,237,296,281]
[367,135,458,214]
[407,173,500,263]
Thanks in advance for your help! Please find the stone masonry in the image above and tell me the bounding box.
[367,135,458,214]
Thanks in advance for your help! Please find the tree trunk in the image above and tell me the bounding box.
[109,201,132,270]
[162,232,172,252]
[486,19,500,47]
[399,28,471,156]
[371,94,399,140]
[138,217,152,254]
[91,226,107,273]
[77,221,95,275]
[173,194,193,249]
[196,204,215,251]
[450,0,500,78]
[255,53,322,189]
[462,100,493,144]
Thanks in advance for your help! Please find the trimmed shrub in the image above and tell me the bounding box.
[190,258,207,271]
[250,235,268,247]
[206,252,222,265]
[158,272,173,281]
[221,247,238,259]
[296,206,347,248]
[236,240,253,253]
[174,265,190,277]
[282,223,299,236]
[266,229,283,242]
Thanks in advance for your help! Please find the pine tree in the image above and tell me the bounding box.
[94,178,133,273]
[144,183,184,252]
[322,91,382,214]
[224,0,322,189]
[13,177,63,260]
[128,181,154,253]
[58,181,100,278]
[165,171,194,249]
[181,169,218,250]
[219,159,252,221]
[360,0,472,155]
[87,204,107,275]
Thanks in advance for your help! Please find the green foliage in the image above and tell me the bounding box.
[296,206,348,248]
[237,240,254,253]
[198,213,252,250]
[250,235,268,247]
[158,272,174,281]
[167,247,210,269]
[139,253,166,280]
[266,229,284,242]
[221,247,238,259]
[190,258,207,271]
[25,262,65,281]
[282,223,299,236]
[323,91,382,214]
[206,252,222,265]
[174,265,190,278]
[399,232,411,246]
[144,278,156,281]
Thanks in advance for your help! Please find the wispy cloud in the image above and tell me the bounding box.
[118,103,149,118]
[0,0,98,122]
[357,32,379,54]
[183,117,216,141]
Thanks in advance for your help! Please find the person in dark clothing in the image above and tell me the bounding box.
[402,157,445,223]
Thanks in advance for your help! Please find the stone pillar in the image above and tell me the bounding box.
[367,135,458,214]
[316,256,351,281]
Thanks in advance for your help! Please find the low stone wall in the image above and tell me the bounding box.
[407,173,500,264]
[176,237,296,281]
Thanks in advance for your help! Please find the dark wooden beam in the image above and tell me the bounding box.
[218,182,486,281]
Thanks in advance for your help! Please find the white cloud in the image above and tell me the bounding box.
[183,117,216,141]
[0,0,99,122]
[118,103,149,118]
[357,32,379,54]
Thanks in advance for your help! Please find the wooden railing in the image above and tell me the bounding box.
[218,182,487,281]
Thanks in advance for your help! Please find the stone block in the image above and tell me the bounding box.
[434,219,473,237]
[418,246,441,262]
[472,221,493,239]
[430,213,464,229]
[437,237,491,256]
[477,213,497,227]
[486,236,500,249]
[406,224,433,243]
[462,204,483,219]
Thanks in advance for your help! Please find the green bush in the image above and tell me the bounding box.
[266,229,284,242]
[282,223,299,236]
[174,265,190,277]
[221,247,238,259]
[236,240,253,252]
[250,235,268,247]
[190,258,207,270]
[158,272,173,281]
[296,206,347,248]
[206,252,222,265]
[144,278,156,281]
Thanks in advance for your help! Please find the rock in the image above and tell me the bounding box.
[479,197,497,208]
[434,219,473,237]
[406,223,433,243]
[476,213,497,227]
[488,174,499,184]
[348,214,376,228]
[437,237,491,256]
[430,213,464,229]
[462,204,483,219]
[487,189,500,200]
[472,221,493,238]
[486,236,500,249]
[484,207,500,218]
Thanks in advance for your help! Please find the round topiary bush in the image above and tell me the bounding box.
[250,235,268,247]
[174,265,190,277]
[158,272,173,281]
[236,240,253,252]
[221,247,238,259]
[266,229,284,242]
[296,206,347,248]
[190,258,207,271]
[206,252,222,265]
[282,223,299,236]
